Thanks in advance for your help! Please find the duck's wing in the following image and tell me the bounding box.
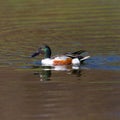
[65,50,87,58]
[71,50,86,55]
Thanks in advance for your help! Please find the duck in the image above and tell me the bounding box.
[31,45,90,66]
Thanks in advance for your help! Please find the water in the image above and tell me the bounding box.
[0,0,120,120]
[0,68,120,120]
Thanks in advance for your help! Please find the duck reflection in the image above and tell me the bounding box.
[39,69,51,81]
[33,66,52,81]
[71,68,82,77]
[33,65,82,81]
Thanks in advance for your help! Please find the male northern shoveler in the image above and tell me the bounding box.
[31,45,90,66]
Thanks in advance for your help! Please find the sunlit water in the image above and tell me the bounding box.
[0,0,120,120]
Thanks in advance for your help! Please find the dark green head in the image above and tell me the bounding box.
[42,45,51,58]
[31,45,52,58]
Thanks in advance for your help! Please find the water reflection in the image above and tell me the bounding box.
[33,65,82,81]
[34,69,52,81]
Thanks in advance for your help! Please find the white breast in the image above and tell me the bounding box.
[41,58,53,66]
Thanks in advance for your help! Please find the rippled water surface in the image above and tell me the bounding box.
[0,0,120,120]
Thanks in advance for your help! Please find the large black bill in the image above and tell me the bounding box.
[31,51,40,57]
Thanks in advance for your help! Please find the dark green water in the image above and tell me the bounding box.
[0,0,120,120]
